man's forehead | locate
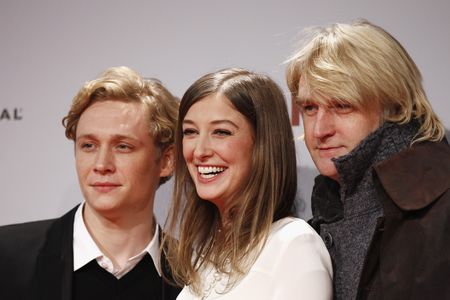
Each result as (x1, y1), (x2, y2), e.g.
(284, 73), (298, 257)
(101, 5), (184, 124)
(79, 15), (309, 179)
(297, 76), (325, 103)
(297, 85), (326, 104)
(297, 77), (340, 105)
(297, 76), (311, 100)
(76, 100), (152, 138)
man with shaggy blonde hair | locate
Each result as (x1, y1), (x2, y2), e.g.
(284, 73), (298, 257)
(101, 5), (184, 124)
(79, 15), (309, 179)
(0, 66), (180, 300)
(287, 20), (450, 300)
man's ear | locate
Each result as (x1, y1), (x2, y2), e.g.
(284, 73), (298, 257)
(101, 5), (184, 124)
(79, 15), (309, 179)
(159, 145), (175, 178)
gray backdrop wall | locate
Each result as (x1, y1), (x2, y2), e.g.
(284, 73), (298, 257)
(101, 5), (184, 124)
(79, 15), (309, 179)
(1, 0), (449, 226)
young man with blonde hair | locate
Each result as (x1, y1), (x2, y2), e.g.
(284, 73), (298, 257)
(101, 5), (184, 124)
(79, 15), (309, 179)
(0, 66), (180, 300)
(287, 20), (450, 300)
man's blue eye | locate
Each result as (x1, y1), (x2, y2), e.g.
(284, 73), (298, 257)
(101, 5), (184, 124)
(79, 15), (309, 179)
(300, 103), (318, 115)
(81, 143), (93, 149)
(332, 103), (354, 113)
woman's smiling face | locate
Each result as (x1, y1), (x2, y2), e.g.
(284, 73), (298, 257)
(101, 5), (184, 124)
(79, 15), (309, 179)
(182, 93), (254, 214)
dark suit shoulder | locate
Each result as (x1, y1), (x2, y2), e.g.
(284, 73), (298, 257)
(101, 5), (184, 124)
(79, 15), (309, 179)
(0, 219), (58, 300)
(0, 205), (79, 262)
(0, 218), (56, 235)
(0, 207), (78, 300)
(0, 219), (56, 253)
(0, 219), (57, 271)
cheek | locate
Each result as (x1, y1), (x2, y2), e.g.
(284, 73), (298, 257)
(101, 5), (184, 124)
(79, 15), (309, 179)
(75, 154), (90, 176)
(367, 116), (382, 132)
(131, 154), (158, 174)
(182, 141), (193, 162)
(302, 118), (315, 141)
(231, 141), (253, 170)
(181, 142), (197, 178)
(355, 117), (379, 138)
(302, 130), (315, 151)
(127, 163), (146, 177)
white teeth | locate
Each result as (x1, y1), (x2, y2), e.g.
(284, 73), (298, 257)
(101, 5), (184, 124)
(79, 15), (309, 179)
(197, 166), (226, 174)
(201, 173), (216, 179)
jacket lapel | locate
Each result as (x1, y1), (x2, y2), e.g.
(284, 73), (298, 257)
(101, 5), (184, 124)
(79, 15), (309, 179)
(375, 139), (450, 211)
(33, 206), (78, 300)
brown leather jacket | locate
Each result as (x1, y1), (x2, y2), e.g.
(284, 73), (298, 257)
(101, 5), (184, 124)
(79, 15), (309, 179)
(357, 139), (450, 299)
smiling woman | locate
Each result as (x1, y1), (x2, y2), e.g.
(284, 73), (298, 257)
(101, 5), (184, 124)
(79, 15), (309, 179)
(162, 68), (333, 299)
(181, 93), (254, 215)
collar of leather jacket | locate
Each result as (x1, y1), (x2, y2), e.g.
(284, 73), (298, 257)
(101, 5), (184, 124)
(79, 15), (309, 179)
(374, 138), (450, 211)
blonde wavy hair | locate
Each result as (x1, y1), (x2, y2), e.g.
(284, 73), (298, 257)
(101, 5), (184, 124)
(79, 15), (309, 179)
(286, 19), (444, 143)
(162, 68), (297, 295)
(62, 66), (178, 184)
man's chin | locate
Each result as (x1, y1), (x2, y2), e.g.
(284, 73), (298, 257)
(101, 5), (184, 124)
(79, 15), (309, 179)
(315, 164), (338, 181)
(84, 199), (121, 214)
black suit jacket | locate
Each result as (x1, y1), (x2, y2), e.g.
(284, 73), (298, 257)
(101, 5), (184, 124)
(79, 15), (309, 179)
(0, 205), (180, 300)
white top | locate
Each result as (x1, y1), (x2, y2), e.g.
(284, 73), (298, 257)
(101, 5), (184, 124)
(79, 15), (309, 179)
(73, 203), (161, 279)
(177, 217), (333, 300)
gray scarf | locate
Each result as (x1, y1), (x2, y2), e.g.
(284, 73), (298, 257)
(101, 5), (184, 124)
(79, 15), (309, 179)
(310, 121), (419, 300)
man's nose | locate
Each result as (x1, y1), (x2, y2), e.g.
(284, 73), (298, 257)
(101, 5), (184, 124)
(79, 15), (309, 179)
(313, 108), (335, 139)
(94, 147), (115, 174)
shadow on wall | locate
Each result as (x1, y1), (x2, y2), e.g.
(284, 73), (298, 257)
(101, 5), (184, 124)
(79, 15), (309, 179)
(446, 128), (450, 141)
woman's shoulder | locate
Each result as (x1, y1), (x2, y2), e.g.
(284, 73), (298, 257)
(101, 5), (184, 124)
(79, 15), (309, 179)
(253, 216), (332, 277)
(269, 216), (318, 241)
(266, 217), (330, 265)
(258, 216), (326, 261)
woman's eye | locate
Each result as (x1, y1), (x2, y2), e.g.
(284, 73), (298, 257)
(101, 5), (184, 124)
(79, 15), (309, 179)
(182, 128), (197, 136)
(213, 129), (232, 136)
